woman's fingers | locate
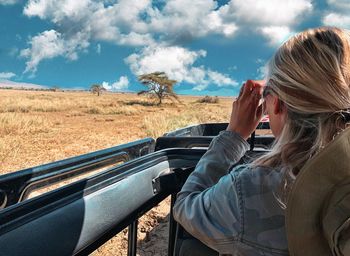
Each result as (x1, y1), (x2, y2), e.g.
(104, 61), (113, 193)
(254, 80), (266, 87)
(238, 83), (245, 98)
(249, 86), (262, 108)
(227, 79), (265, 139)
(241, 80), (254, 98)
(240, 80), (264, 100)
(255, 104), (263, 120)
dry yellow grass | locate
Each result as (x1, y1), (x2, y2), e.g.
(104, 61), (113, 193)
(0, 89), (233, 255)
(0, 112), (51, 136)
(0, 90), (232, 174)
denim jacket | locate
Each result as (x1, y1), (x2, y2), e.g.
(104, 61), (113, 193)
(173, 131), (289, 256)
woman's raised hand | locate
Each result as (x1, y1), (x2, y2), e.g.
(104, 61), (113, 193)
(226, 80), (264, 140)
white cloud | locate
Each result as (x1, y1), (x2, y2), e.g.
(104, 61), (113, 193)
(86, 0), (154, 45)
(23, 0), (238, 42)
(101, 82), (110, 90)
(21, 0), (155, 73)
(0, 72), (16, 80)
(193, 69), (238, 91)
(322, 1), (350, 29)
(24, 0), (94, 22)
(20, 0), (240, 73)
(102, 76), (129, 91)
(323, 13), (350, 28)
(23, 0), (155, 46)
(20, 29), (89, 73)
(0, 0), (19, 5)
(259, 26), (293, 46)
(220, 0), (312, 26)
(20, 0), (312, 76)
(20, 30), (64, 73)
(125, 46), (206, 80)
(219, 0), (312, 46)
(23, 0), (238, 44)
(117, 32), (154, 46)
(125, 45), (237, 91)
(148, 0), (238, 39)
(192, 84), (208, 91)
(257, 64), (269, 79)
(207, 70), (238, 87)
(113, 76), (129, 90)
(326, 0), (350, 11)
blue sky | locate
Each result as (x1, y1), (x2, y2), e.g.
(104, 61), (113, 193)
(0, 0), (349, 96)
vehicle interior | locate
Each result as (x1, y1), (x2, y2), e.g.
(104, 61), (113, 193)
(0, 122), (273, 256)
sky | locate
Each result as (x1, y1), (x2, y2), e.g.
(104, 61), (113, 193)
(0, 0), (349, 96)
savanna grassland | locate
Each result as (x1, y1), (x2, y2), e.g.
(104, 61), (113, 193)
(0, 89), (233, 255)
(0, 90), (233, 174)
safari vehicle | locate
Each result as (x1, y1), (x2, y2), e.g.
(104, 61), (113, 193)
(0, 121), (271, 256)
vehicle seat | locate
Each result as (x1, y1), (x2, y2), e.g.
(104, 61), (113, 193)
(174, 223), (219, 256)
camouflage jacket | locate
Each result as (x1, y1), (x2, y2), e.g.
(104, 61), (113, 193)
(173, 131), (289, 256)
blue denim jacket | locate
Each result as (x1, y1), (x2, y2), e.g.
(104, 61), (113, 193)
(173, 131), (289, 255)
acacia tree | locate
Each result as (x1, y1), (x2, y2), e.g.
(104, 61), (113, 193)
(90, 84), (106, 96)
(138, 72), (178, 105)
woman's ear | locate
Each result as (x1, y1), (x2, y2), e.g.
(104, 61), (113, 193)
(273, 96), (285, 115)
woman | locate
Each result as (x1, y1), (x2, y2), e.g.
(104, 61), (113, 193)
(173, 27), (350, 255)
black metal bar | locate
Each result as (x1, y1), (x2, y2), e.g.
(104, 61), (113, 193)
(250, 131), (256, 151)
(163, 122), (270, 137)
(157, 122), (272, 151)
(155, 137), (214, 151)
(0, 138), (155, 209)
(0, 148), (206, 256)
(128, 220), (138, 256)
(163, 123), (228, 137)
(155, 135), (274, 151)
(168, 193), (178, 256)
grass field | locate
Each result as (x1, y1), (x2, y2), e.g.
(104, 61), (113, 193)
(0, 89), (233, 255)
(0, 90), (233, 174)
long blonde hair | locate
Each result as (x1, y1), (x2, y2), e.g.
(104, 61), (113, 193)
(254, 27), (350, 196)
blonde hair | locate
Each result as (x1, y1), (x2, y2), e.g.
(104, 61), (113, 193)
(253, 27), (350, 203)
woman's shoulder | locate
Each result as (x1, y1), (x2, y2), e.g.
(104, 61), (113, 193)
(229, 164), (285, 212)
(230, 164), (282, 177)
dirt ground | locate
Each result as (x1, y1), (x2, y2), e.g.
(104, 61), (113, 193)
(0, 89), (234, 255)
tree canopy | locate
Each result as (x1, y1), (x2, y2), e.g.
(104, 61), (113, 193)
(138, 72), (178, 105)
(90, 84), (106, 96)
